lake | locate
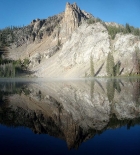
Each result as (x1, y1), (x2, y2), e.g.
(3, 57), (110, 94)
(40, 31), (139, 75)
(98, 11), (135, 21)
(0, 78), (140, 155)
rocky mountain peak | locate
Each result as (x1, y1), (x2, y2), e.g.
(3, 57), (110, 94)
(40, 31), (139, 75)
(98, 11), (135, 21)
(63, 2), (89, 35)
(3, 2), (140, 78)
(67, 2), (80, 12)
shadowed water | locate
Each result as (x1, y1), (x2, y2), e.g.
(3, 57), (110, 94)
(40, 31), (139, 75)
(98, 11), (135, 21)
(0, 78), (140, 155)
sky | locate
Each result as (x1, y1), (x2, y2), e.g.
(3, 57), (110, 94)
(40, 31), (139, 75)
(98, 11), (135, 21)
(0, 0), (140, 29)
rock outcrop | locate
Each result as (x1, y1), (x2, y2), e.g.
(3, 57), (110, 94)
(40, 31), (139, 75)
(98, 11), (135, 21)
(33, 22), (110, 78)
(4, 2), (140, 78)
(62, 2), (89, 36)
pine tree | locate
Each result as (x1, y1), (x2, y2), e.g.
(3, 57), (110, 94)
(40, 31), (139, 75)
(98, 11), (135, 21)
(125, 23), (131, 33)
(106, 52), (115, 76)
(133, 47), (140, 74)
(114, 61), (121, 76)
(90, 55), (94, 77)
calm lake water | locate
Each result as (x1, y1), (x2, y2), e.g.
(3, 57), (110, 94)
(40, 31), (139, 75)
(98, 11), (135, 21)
(0, 78), (140, 155)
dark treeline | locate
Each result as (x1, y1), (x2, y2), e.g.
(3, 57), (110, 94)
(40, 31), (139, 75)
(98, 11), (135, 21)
(0, 82), (31, 104)
(87, 17), (140, 40)
(106, 23), (140, 40)
(0, 25), (25, 48)
(0, 52), (30, 77)
(0, 26), (31, 78)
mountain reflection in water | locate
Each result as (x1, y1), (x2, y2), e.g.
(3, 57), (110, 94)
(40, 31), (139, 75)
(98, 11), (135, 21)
(0, 78), (140, 154)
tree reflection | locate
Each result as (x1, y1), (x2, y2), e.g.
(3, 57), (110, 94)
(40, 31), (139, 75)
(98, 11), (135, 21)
(90, 80), (94, 100)
(106, 79), (122, 103)
(132, 79), (140, 106)
(106, 79), (115, 103)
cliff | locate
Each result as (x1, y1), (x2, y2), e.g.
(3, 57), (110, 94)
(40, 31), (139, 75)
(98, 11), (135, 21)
(2, 2), (140, 77)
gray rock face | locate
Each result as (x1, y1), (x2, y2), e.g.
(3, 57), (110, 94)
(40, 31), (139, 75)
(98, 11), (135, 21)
(62, 2), (89, 36)
(34, 22), (110, 78)
(10, 13), (64, 48)
(6, 2), (140, 78)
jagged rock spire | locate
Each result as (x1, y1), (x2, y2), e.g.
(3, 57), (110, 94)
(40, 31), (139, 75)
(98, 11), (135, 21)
(63, 2), (87, 35)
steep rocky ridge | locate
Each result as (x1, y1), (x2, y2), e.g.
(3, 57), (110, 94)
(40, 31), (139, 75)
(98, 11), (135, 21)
(62, 2), (90, 36)
(4, 2), (140, 77)
(33, 22), (110, 77)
